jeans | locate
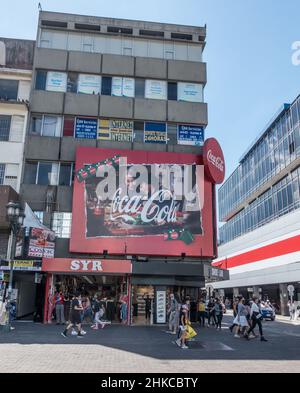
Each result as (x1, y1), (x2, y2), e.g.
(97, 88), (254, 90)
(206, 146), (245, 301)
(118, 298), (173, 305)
(55, 304), (65, 324)
(247, 317), (263, 337)
(208, 311), (216, 325)
(216, 313), (223, 329)
(169, 310), (177, 332)
(198, 311), (206, 326)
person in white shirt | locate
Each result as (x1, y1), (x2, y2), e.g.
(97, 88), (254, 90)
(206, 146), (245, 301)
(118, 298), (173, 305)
(245, 298), (268, 342)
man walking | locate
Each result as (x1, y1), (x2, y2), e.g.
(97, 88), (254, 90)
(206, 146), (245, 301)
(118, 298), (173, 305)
(61, 293), (85, 338)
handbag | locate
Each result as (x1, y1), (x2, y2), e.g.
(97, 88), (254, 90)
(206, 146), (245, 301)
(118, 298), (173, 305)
(186, 324), (197, 339)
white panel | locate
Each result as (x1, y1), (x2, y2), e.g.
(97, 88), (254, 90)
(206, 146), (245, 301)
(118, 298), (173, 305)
(134, 39), (148, 57)
(108, 37), (122, 55)
(145, 80), (167, 100)
(111, 77), (123, 96)
(10, 115), (24, 142)
(68, 33), (82, 51)
(18, 80), (31, 100)
(77, 74), (101, 95)
(94, 35), (106, 53)
(46, 71), (67, 92)
(122, 78), (135, 98)
(149, 41), (164, 58)
(4, 163), (19, 190)
(188, 44), (202, 62)
(51, 31), (68, 50)
(40, 30), (52, 48)
(175, 43), (188, 61)
(0, 41), (6, 65)
(178, 82), (203, 103)
(122, 38), (133, 56)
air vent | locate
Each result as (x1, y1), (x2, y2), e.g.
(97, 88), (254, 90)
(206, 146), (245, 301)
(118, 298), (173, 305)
(171, 33), (193, 41)
(139, 30), (164, 38)
(107, 26), (133, 35)
(75, 23), (101, 32)
(41, 20), (68, 28)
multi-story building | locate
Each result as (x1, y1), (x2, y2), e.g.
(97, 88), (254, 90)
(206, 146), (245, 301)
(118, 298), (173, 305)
(212, 95), (300, 315)
(19, 11), (227, 324)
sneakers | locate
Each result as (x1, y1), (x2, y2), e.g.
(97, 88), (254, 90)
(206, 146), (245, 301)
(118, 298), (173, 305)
(261, 337), (268, 342)
(61, 332), (67, 338)
(175, 339), (181, 347)
(181, 345), (189, 349)
(80, 330), (87, 335)
(234, 334), (240, 338)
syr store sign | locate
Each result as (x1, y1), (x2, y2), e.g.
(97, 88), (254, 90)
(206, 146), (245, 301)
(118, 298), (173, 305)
(70, 260), (103, 272)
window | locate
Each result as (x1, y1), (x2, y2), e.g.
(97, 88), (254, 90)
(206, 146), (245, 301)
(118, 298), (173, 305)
(59, 163), (73, 186)
(133, 121), (144, 143)
(77, 74), (101, 95)
(30, 115), (43, 135)
(139, 30), (164, 38)
(0, 79), (18, 101)
(37, 162), (59, 186)
(0, 115), (11, 141)
(107, 26), (133, 35)
(101, 77), (112, 96)
(63, 116), (75, 137)
(168, 82), (177, 101)
(145, 80), (167, 100)
(30, 115), (62, 137)
(24, 162), (38, 184)
(52, 212), (72, 238)
(167, 124), (177, 144)
(135, 79), (145, 98)
(0, 164), (5, 185)
(177, 82), (203, 103)
(75, 23), (100, 32)
(46, 71), (67, 92)
(35, 71), (47, 90)
(171, 33), (193, 41)
(67, 72), (78, 93)
(41, 20), (67, 28)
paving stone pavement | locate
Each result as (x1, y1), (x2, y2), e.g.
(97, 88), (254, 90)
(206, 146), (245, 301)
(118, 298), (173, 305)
(0, 315), (299, 373)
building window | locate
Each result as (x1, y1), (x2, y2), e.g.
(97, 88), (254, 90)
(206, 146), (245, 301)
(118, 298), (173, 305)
(51, 212), (72, 238)
(133, 121), (144, 143)
(35, 71), (47, 90)
(135, 79), (145, 99)
(63, 116), (75, 137)
(168, 82), (178, 101)
(0, 115), (11, 141)
(0, 164), (5, 185)
(101, 77), (112, 96)
(0, 79), (18, 101)
(59, 163), (73, 186)
(67, 72), (78, 93)
(37, 162), (59, 186)
(30, 115), (62, 137)
(23, 162), (38, 184)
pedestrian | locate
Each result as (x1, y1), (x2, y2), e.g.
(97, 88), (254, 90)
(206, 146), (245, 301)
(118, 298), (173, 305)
(288, 301), (296, 320)
(213, 298), (224, 330)
(225, 298), (231, 310)
(175, 300), (189, 349)
(91, 300), (107, 330)
(143, 293), (152, 322)
(166, 293), (179, 335)
(61, 293), (85, 338)
(245, 298), (268, 342)
(53, 290), (65, 325)
(120, 295), (128, 325)
(207, 297), (216, 326)
(234, 297), (249, 338)
(229, 297), (239, 333)
(197, 298), (206, 327)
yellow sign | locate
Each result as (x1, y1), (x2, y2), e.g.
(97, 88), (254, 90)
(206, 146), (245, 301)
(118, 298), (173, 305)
(98, 119), (133, 142)
(98, 119), (111, 141)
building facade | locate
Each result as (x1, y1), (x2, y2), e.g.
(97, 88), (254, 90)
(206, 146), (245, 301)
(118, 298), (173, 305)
(212, 96), (300, 315)
(16, 11), (227, 324)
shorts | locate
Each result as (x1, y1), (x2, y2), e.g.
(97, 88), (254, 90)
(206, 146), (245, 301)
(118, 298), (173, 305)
(71, 313), (81, 325)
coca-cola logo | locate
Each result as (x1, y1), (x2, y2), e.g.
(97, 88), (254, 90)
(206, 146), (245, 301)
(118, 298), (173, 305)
(207, 150), (224, 172)
(203, 138), (225, 184)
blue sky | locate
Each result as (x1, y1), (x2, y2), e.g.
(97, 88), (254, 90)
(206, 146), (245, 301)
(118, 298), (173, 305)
(2, 0), (300, 178)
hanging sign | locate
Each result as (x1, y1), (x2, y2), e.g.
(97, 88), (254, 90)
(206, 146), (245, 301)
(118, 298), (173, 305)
(75, 117), (97, 139)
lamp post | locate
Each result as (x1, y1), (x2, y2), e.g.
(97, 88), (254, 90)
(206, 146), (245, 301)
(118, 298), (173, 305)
(4, 201), (25, 332)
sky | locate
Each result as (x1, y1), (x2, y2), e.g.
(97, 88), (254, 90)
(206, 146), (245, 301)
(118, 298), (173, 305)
(1, 0), (300, 179)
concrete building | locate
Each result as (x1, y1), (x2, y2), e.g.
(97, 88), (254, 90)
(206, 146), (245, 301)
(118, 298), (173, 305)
(18, 11), (227, 324)
(212, 96), (300, 315)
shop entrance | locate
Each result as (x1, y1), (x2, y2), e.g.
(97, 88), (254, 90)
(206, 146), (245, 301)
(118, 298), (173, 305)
(46, 273), (129, 324)
(131, 285), (154, 325)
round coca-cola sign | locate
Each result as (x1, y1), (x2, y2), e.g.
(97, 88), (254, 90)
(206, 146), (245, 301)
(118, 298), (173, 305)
(203, 138), (225, 184)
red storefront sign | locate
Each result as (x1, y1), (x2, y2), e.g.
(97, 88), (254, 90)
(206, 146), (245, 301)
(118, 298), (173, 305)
(203, 138), (225, 184)
(70, 147), (216, 257)
(42, 258), (132, 274)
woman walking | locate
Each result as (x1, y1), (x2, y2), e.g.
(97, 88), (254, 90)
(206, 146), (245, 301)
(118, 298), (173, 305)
(234, 297), (249, 338)
(245, 298), (268, 342)
(213, 299), (224, 330)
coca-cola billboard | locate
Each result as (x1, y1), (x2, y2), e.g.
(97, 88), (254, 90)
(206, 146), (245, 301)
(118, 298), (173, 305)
(203, 138), (225, 184)
(70, 148), (215, 257)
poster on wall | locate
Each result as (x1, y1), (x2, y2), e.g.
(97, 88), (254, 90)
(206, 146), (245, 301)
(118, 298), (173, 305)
(122, 78), (135, 98)
(178, 125), (204, 146)
(46, 71), (67, 92)
(28, 227), (55, 258)
(75, 117), (97, 139)
(111, 77), (123, 97)
(98, 119), (111, 141)
(70, 147), (217, 257)
(178, 82), (203, 103)
(110, 120), (133, 142)
(144, 122), (167, 144)
(77, 74), (101, 95)
(156, 290), (167, 324)
(145, 80), (167, 100)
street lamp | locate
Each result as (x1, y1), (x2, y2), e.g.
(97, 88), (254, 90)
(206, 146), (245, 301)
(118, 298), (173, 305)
(4, 201), (25, 332)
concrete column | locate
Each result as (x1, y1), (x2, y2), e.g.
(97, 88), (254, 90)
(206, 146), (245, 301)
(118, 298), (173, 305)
(279, 284), (289, 316)
(253, 286), (260, 299)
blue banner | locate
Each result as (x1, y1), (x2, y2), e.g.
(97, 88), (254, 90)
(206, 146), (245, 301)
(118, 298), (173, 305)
(144, 122), (167, 144)
(177, 125), (204, 146)
(75, 117), (97, 139)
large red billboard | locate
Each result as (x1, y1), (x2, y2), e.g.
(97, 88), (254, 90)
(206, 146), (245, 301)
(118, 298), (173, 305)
(70, 147), (215, 257)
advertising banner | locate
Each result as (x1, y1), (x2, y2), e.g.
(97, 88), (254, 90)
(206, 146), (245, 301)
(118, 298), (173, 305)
(178, 125), (204, 146)
(111, 77), (123, 97)
(28, 228), (55, 258)
(98, 119), (111, 141)
(0, 260), (42, 272)
(75, 117), (97, 139)
(46, 71), (67, 92)
(122, 78), (135, 98)
(145, 80), (167, 100)
(77, 74), (101, 95)
(70, 147), (215, 257)
(156, 290), (167, 324)
(15, 228), (25, 258)
(144, 122), (167, 144)
(178, 82), (203, 103)
(98, 119), (133, 142)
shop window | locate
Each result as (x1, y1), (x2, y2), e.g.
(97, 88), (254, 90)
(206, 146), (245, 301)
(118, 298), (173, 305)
(168, 82), (177, 101)
(37, 162), (59, 186)
(133, 121), (144, 143)
(24, 162), (38, 184)
(63, 116), (75, 137)
(59, 163), (73, 186)
(67, 72), (78, 93)
(0, 79), (18, 100)
(35, 70), (47, 90)
(52, 212), (72, 238)
(135, 79), (145, 99)
(0, 115), (11, 141)
(101, 77), (112, 96)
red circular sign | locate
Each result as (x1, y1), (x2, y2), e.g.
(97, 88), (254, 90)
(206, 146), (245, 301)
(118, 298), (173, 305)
(203, 138), (225, 184)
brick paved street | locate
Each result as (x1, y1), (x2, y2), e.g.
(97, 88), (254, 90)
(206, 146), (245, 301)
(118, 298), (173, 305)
(0, 315), (300, 373)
